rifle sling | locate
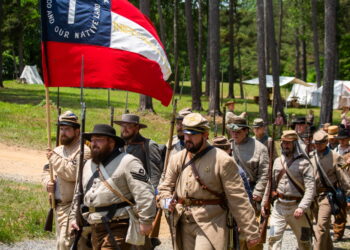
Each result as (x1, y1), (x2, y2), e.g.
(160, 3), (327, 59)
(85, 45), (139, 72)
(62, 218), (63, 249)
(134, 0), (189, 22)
(181, 146), (214, 171)
(190, 162), (225, 200)
(280, 155), (305, 195)
(273, 155), (303, 192)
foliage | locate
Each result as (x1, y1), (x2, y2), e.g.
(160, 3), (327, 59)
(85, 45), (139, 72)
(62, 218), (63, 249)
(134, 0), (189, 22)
(0, 178), (54, 243)
(0, 80), (343, 150)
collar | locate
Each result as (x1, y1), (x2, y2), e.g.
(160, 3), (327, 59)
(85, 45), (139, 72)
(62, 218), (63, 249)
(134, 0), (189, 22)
(317, 146), (330, 157)
(101, 148), (122, 166)
(126, 133), (146, 144)
(256, 134), (268, 143)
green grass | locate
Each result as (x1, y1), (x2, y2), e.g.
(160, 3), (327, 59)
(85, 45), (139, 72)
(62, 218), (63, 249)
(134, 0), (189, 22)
(0, 178), (54, 243)
(0, 80), (343, 149)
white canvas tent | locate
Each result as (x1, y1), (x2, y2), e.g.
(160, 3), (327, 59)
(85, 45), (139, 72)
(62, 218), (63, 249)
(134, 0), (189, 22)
(287, 82), (318, 106)
(20, 65), (43, 84)
(243, 75), (312, 87)
(311, 80), (350, 109)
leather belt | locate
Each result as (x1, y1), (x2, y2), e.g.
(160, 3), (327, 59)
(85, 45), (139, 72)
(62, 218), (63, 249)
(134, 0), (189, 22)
(86, 201), (132, 213)
(277, 193), (301, 201)
(177, 198), (225, 206)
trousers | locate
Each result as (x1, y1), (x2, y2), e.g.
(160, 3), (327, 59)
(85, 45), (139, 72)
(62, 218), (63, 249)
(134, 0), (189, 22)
(268, 200), (312, 250)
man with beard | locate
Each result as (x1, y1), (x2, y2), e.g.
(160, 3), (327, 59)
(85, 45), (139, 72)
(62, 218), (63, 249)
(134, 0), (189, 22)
(42, 111), (91, 250)
(310, 130), (350, 249)
(158, 113), (260, 250)
(261, 130), (315, 250)
(70, 124), (156, 249)
(114, 114), (162, 189)
(168, 107), (192, 156)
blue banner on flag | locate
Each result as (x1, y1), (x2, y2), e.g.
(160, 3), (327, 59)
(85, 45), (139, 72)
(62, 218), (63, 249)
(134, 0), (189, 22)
(41, 0), (111, 47)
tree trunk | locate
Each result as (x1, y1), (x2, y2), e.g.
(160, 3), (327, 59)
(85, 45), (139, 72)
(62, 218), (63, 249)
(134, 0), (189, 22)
(295, 28), (301, 79)
(264, 0), (270, 74)
(228, 0), (235, 99)
(256, 0), (268, 123)
(237, 42), (244, 99)
(156, 0), (166, 44)
(205, 7), (210, 97)
(173, 0), (180, 93)
(17, 0), (24, 75)
(185, 0), (202, 111)
(320, 0), (336, 124)
(266, 0), (284, 118)
(311, 0), (321, 87)
(301, 25), (307, 81)
(0, 0), (3, 88)
(12, 48), (18, 79)
(139, 0), (154, 112)
(277, 0), (283, 63)
(208, 0), (221, 115)
(197, 0), (203, 95)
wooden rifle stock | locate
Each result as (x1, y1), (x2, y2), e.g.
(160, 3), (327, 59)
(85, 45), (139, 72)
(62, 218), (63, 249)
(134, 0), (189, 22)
(149, 99), (178, 239)
(71, 103), (86, 249)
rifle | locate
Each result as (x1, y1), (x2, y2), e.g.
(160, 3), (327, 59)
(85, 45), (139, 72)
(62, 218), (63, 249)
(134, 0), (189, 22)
(222, 106), (226, 136)
(227, 213), (240, 250)
(71, 56), (86, 250)
(55, 107), (61, 146)
(44, 87), (55, 232)
(71, 103), (86, 250)
(110, 106), (114, 127)
(125, 91), (129, 114)
(259, 91), (276, 243)
(213, 112), (218, 137)
(149, 101), (178, 246)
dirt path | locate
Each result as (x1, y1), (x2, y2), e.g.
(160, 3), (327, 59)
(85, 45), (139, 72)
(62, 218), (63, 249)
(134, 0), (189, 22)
(0, 142), (47, 182)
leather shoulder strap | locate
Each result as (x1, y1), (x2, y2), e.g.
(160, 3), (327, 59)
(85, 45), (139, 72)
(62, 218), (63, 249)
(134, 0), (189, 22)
(190, 162), (225, 199)
(181, 146), (214, 171)
(280, 155), (305, 194)
(98, 166), (134, 206)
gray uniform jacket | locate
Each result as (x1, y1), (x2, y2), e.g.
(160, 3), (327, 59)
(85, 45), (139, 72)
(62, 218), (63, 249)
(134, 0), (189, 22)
(71, 149), (156, 225)
(121, 133), (162, 188)
(310, 148), (350, 196)
(231, 137), (269, 198)
(262, 152), (315, 211)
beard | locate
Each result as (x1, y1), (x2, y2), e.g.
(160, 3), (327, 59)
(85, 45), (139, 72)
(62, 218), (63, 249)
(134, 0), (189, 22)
(91, 144), (113, 164)
(177, 134), (184, 141)
(120, 131), (135, 141)
(60, 135), (75, 145)
(185, 138), (204, 153)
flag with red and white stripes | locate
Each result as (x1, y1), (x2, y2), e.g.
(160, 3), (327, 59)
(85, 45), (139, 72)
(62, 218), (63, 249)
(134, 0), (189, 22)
(41, 0), (173, 106)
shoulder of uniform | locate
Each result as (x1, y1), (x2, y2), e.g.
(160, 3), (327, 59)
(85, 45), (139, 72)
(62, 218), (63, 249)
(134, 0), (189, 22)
(53, 145), (64, 154)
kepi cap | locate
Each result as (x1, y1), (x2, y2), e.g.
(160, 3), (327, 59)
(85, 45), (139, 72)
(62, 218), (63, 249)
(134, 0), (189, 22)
(281, 130), (298, 142)
(313, 130), (328, 144)
(58, 111), (80, 128)
(182, 113), (210, 134)
(176, 107), (192, 120)
(252, 118), (265, 128)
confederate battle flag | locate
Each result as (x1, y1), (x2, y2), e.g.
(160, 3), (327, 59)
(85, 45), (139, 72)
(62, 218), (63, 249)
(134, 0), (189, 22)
(41, 0), (173, 106)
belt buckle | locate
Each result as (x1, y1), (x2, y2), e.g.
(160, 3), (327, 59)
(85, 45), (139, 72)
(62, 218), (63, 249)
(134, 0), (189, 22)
(89, 207), (96, 213)
(184, 199), (192, 206)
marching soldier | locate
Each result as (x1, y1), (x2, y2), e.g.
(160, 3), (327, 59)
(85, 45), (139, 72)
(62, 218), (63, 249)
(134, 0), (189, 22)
(114, 114), (162, 189)
(334, 128), (350, 155)
(310, 130), (350, 249)
(323, 128), (350, 242)
(261, 130), (315, 250)
(327, 125), (339, 150)
(158, 113), (260, 250)
(70, 124), (156, 249)
(168, 107), (192, 155)
(42, 111), (91, 250)
(227, 116), (269, 209)
(252, 118), (277, 160)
